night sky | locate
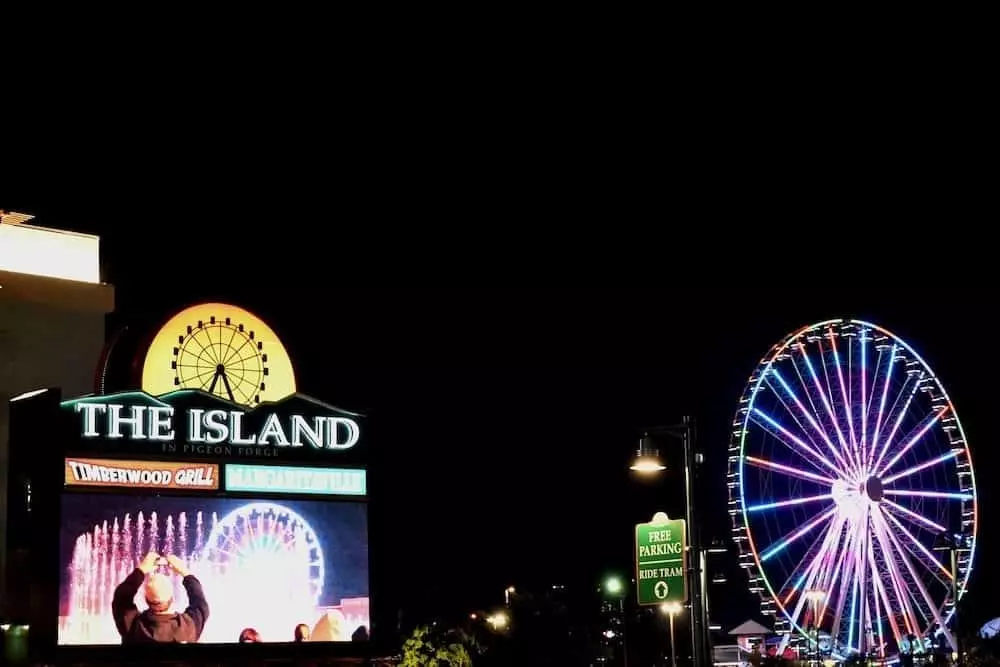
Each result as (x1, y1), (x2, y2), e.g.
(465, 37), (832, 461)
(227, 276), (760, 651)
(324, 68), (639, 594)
(6, 206), (997, 634)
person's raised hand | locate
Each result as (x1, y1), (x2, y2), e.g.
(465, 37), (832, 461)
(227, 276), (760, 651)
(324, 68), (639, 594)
(138, 552), (161, 574)
(166, 554), (191, 577)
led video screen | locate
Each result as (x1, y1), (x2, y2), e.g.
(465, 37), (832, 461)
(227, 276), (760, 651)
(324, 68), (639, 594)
(58, 494), (369, 645)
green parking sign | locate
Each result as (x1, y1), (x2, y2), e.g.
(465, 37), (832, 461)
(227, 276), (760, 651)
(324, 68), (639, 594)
(635, 512), (687, 606)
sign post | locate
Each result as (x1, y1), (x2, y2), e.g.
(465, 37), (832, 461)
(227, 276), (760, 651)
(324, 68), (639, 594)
(636, 512), (687, 606)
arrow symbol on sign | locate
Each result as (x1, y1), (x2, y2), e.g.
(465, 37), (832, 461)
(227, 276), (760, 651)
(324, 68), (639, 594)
(654, 580), (669, 599)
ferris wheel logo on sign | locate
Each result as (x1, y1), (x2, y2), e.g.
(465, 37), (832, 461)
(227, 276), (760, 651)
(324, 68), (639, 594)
(728, 319), (977, 663)
(141, 303), (298, 407)
(654, 581), (669, 600)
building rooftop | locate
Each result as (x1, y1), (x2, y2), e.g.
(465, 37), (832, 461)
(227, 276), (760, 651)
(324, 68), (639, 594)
(0, 211), (101, 284)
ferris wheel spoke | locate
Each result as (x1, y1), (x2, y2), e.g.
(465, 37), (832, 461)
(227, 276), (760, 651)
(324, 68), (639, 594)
(869, 511), (921, 641)
(826, 328), (860, 472)
(228, 352), (261, 368)
(759, 506), (837, 562)
(828, 513), (867, 651)
(796, 342), (855, 476)
(871, 373), (924, 474)
(775, 514), (848, 657)
(747, 494), (834, 514)
(881, 499), (946, 534)
(750, 409), (844, 478)
(867, 345), (897, 470)
(874, 507), (956, 651)
(745, 456), (836, 485)
(219, 323), (237, 364)
(221, 336), (252, 366)
(867, 530), (903, 647)
(779, 512), (845, 608)
(880, 510), (952, 586)
(180, 365), (217, 385)
(883, 488), (971, 501)
(868, 547), (888, 654)
(859, 330), (870, 474)
(882, 449), (957, 487)
(190, 332), (221, 366)
(767, 370), (854, 477)
(877, 406), (950, 478)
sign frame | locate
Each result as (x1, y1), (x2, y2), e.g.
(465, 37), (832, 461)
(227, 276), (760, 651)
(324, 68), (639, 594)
(635, 512), (687, 606)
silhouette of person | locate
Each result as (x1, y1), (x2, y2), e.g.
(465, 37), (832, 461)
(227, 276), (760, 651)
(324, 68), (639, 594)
(239, 627), (262, 643)
(351, 625), (369, 642)
(112, 552), (209, 644)
(294, 623), (311, 642)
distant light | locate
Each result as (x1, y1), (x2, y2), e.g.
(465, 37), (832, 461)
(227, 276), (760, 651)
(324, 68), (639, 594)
(506, 586), (516, 594)
(604, 629), (616, 639)
(605, 576), (624, 595)
(630, 456), (667, 472)
(11, 388), (50, 402)
(710, 624), (722, 631)
(804, 589), (826, 603)
(660, 602), (683, 615)
(470, 613), (477, 620)
(487, 612), (509, 630)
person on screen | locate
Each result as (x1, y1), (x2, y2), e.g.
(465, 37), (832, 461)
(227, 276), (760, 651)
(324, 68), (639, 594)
(111, 552), (210, 644)
(239, 628), (261, 643)
(294, 623), (310, 642)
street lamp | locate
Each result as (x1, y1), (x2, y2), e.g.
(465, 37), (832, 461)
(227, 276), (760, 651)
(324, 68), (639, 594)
(633, 417), (707, 667)
(804, 590), (825, 666)
(660, 601), (683, 667)
(504, 585), (516, 607)
(605, 576), (624, 596)
(629, 435), (666, 472)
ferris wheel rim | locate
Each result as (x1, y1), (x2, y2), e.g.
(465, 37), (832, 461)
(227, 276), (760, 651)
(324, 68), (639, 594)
(728, 318), (977, 657)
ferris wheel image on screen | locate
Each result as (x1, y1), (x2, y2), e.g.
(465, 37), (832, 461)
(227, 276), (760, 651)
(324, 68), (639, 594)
(172, 315), (269, 405)
(728, 319), (977, 662)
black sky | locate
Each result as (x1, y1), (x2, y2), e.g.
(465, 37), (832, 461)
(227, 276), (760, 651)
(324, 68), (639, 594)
(5, 203), (997, 632)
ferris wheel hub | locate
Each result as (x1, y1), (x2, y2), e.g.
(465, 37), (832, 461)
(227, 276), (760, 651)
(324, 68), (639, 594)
(864, 476), (884, 502)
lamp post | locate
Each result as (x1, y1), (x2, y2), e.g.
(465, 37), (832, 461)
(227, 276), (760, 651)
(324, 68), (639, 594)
(661, 601), (683, 667)
(804, 590), (825, 666)
(603, 576), (628, 667)
(631, 417), (707, 667)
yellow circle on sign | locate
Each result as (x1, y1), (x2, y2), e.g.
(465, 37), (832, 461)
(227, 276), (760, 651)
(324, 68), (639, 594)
(141, 303), (296, 406)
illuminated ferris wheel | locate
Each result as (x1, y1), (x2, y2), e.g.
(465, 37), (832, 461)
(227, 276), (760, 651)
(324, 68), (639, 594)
(204, 503), (325, 606)
(728, 319), (977, 661)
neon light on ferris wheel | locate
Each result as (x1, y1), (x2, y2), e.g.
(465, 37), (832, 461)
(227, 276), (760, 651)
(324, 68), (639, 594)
(728, 319), (978, 663)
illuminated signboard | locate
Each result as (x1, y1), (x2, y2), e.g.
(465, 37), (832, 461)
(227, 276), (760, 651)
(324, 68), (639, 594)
(60, 390), (363, 459)
(65, 458), (220, 491)
(225, 464), (367, 496)
(59, 303), (365, 460)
